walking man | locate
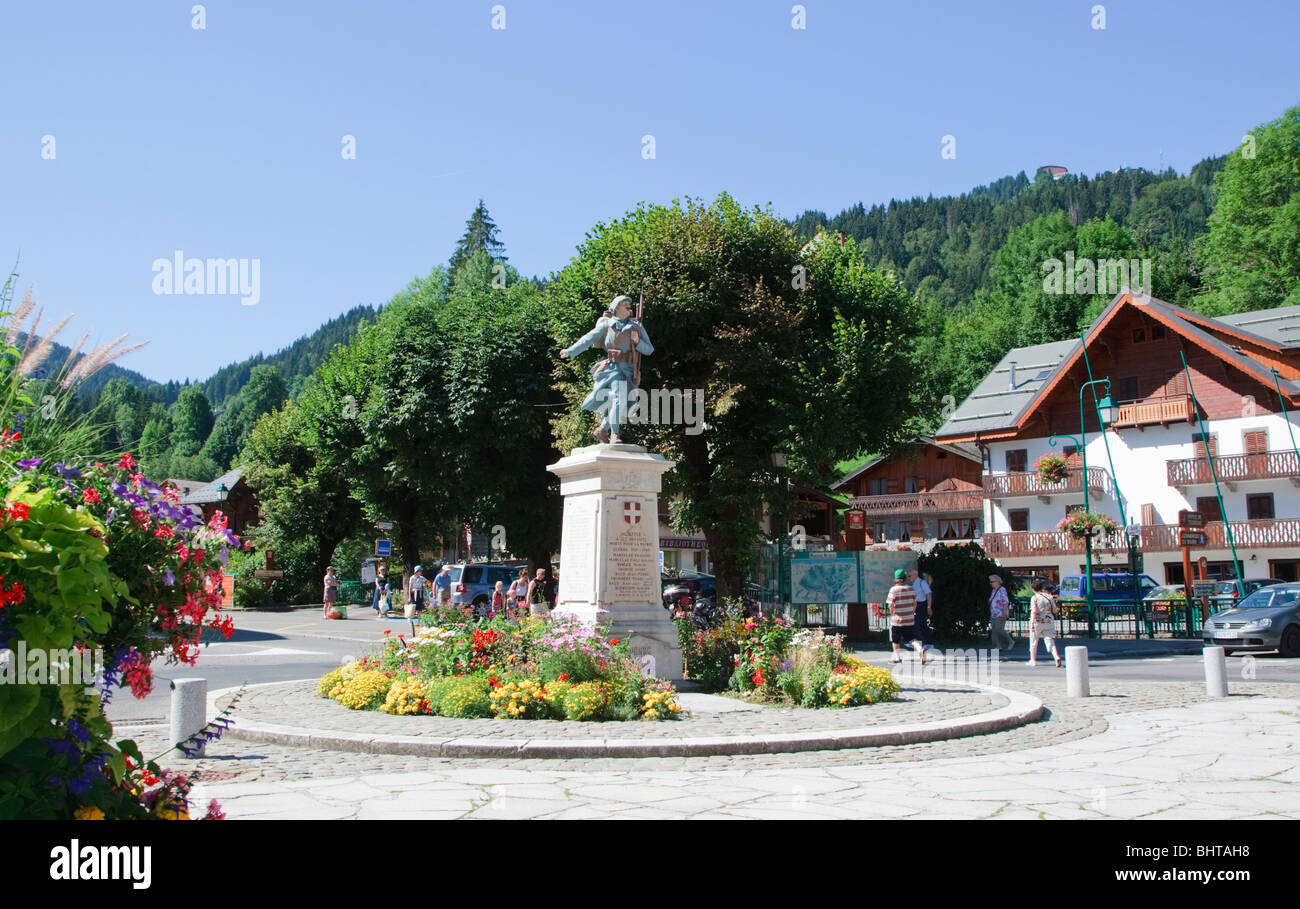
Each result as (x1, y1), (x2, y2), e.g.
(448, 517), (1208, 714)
(886, 569), (923, 664)
(908, 567), (933, 652)
(407, 565), (427, 616)
(989, 574), (1014, 653)
(433, 565), (453, 608)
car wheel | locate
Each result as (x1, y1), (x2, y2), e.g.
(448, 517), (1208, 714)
(1279, 625), (1300, 659)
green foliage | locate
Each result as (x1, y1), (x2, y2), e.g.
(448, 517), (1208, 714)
(799, 663), (832, 709)
(549, 195), (915, 594)
(1196, 104), (1300, 312)
(449, 199), (507, 275)
(917, 542), (1014, 639)
(426, 674), (493, 718)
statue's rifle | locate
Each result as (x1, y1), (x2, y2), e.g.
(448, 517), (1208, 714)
(632, 290), (644, 389)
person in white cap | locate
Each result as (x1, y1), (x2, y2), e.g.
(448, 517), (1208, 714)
(560, 294), (654, 444)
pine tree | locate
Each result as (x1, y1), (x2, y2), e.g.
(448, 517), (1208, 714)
(448, 200), (507, 275)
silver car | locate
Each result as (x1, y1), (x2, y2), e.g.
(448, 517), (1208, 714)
(1202, 583), (1300, 657)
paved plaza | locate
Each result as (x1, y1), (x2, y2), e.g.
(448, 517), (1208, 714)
(114, 638), (1300, 819)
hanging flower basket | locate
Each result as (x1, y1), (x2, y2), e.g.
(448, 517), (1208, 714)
(1035, 454), (1072, 485)
(1057, 511), (1118, 540)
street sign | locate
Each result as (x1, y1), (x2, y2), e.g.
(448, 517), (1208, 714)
(1179, 510), (1205, 528)
(376, 521), (393, 531)
(1179, 530), (1207, 547)
(375, 539), (391, 557)
(1192, 581), (1217, 597)
(253, 569), (285, 579)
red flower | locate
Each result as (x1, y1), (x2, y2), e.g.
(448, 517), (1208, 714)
(382, 629), (391, 636)
(207, 510), (228, 531)
(118, 452), (136, 470)
(202, 799), (226, 821)
(153, 525), (175, 540)
(558, 673), (569, 681)
(0, 428), (20, 448)
(6, 502), (29, 521)
(609, 639), (620, 646)
(81, 488), (100, 504)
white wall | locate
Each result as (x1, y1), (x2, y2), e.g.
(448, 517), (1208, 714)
(984, 412), (1300, 534)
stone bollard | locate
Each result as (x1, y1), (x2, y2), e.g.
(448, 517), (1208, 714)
(170, 678), (208, 758)
(1203, 646), (1228, 698)
(1065, 646), (1089, 698)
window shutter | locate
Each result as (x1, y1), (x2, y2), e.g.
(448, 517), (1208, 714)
(1141, 503), (1155, 526)
(1243, 430), (1267, 455)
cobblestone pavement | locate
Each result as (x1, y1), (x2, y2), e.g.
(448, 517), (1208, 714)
(114, 674), (1300, 818)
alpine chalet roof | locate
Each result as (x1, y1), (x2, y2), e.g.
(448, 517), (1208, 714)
(934, 339), (1079, 439)
(831, 437), (982, 491)
(935, 293), (1300, 443)
(179, 467), (245, 506)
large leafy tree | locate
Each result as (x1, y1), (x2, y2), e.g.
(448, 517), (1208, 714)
(1196, 104), (1300, 312)
(241, 400), (365, 601)
(548, 195), (918, 595)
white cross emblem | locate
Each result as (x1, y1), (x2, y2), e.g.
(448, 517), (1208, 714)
(624, 501), (641, 525)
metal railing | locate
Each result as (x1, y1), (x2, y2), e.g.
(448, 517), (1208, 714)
(983, 466), (1111, 500)
(1167, 450), (1300, 487)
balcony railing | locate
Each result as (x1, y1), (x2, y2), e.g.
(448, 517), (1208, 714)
(983, 466), (1112, 500)
(982, 518), (1300, 558)
(1167, 450), (1300, 487)
(1113, 393), (1195, 428)
(846, 489), (983, 516)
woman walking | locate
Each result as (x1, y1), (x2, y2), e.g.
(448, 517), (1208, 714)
(1028, 579), (1062, 667)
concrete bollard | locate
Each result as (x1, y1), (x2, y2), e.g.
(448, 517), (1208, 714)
(1065, 646), (1089, 698)
(1203, 646), (1228, 698)
(170, 678), (208, 758)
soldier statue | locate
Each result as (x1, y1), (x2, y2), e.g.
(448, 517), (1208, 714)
(560, 294), (653, 444)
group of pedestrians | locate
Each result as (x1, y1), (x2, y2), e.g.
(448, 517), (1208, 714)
(988, 574), (1061, 666)
(885, 569), (1061, 667)
(885, 568), (936, 664)
(341, 561), (557, 621)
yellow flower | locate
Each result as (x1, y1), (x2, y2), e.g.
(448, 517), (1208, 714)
(73, 806), (105, 820)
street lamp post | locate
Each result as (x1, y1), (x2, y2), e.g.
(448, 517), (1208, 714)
(1049, 378), (1119, 638)
(771, 452), (788, 617)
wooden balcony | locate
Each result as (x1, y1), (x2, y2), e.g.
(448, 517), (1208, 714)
(982, 518), (1300, 558)
(1112, 393), (1194, 428)
(846, 489), (983, 516)
(1167, 450), (1300, 488)
(983, 467), (1112, 501)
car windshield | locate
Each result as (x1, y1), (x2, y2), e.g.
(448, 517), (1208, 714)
(1236, 587), (1300, 610)
(447, 566), (462, 582)
(462, 566), (483, 584)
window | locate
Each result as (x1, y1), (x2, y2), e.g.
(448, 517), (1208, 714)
(461, 566), (483, 584)
(1151, 323), (1166, 340)
(1246, 494), (1275, 520)
(1008, 509), (1029, 532)
(936, 450), (948, 459)
(905, 476), (920, 493)
(1167, 373), (1187, 396)
(1005, 449), (1028, 473)
(1243, 430), (1267, 456)
(1192, 432), (1218, 460)
(1195, 496), (1223, 523)
(1115, 376), (1139, 401)
(1132, 328), (1146, 343)
(939, 519), (978, 539)
(873, 523), (886, 543)
(867, 477), (888, 496)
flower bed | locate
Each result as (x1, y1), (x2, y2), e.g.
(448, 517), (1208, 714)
(676, 601), (899, 708)
(318, 613), (681, 721)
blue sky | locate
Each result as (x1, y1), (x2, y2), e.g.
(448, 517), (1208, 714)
(2, 0), (1297, 383)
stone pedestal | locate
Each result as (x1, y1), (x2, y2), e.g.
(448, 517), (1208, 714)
(547, 443), (683, 682)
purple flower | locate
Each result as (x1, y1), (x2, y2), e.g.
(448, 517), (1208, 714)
(15, 457), (42, 471)
(54, 462), (82, 479)
(163, 568), (175, 587)
(218, 546), (229, 567)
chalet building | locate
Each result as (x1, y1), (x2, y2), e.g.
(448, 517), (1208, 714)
(179, 467), (260, 537)
(831, 438), (984, 550)
(936, 293), (1300, 585)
